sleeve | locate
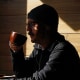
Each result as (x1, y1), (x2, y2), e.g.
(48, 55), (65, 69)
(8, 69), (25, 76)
(10, 48), (39, 78)
(10, 48), (27, 78)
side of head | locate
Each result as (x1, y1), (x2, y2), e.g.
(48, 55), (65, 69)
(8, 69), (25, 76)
(28, 4), (59, 33)
(27, 4), (59, 43)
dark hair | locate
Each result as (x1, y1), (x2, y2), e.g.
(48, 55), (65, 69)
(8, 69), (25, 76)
(28, 4), (59, 32)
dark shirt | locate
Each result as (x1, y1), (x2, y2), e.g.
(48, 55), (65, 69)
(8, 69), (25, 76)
(10, 34), (80, 80)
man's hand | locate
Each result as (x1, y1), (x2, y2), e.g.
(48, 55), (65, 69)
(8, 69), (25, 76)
(9, 41), (23, 52)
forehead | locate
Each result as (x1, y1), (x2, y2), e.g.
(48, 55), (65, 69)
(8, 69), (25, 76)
(27, 18), (35, 23)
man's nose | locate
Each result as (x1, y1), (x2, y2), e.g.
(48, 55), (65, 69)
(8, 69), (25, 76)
(26, 26), (29, 31)
(26, 25), (32, 32)
(26, 26), (28, 31)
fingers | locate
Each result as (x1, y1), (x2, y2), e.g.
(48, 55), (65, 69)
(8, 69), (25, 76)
(9, 41), (22, 52)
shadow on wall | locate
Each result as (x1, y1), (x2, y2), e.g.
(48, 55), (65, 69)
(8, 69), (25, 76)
(40, 0), (80, 31)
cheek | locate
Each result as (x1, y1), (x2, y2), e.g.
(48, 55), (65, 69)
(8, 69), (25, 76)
(32, 26), (38, 35)
(33, 24), (38, 31)
(34, 26), (38, 30)
(32, 29), (37, 35)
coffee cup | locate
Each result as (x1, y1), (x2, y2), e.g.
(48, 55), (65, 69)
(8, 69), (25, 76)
(10, 31), (27, 46)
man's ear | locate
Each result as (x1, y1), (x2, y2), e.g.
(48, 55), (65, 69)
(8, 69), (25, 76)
(45, 25), (51, 31)
(34, 24), (38, 31)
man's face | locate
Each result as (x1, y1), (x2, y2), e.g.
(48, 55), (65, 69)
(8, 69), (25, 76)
(26, 18), (42, 43)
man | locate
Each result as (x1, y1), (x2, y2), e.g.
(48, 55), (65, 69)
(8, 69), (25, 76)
(9, 4), (80, 80)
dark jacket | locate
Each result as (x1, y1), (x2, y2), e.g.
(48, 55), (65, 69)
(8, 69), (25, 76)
(10, 34), (80, 80)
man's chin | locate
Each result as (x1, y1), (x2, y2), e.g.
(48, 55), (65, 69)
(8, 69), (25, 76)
(31, 39), (35, 43)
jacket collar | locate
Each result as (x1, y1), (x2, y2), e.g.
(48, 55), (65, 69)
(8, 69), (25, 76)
(34, 34), (65, 52)
(33, 41), (58, 52)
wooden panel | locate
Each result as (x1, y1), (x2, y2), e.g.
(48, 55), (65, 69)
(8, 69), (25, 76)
(0, 16), (26, 33)
(26, 35), (34, 56)
(40, 0), (80, 13)
(0, 56), (13, 75)
(0, 0), (27, 75)
(66, 34), (80, 56)
(0, 56), (12, 70)
(58, 14), (80, 33)
(0, 34), (10, 56)
(0, 0), (27, 15)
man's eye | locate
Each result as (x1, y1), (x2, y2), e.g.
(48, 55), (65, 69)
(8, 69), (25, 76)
(27, 23), (36, 27)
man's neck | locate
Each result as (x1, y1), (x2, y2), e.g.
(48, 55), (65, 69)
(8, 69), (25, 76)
(40, 39), (54, 50)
